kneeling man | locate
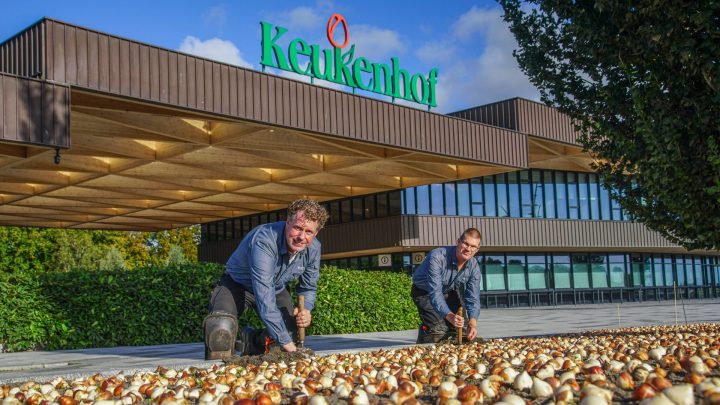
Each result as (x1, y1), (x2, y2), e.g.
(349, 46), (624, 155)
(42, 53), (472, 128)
(204, 199), (328, 359)
(412, 228), (482, 343)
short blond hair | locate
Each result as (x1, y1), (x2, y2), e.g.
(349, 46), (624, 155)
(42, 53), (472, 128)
(287, 199), (329, 229)
(461, 227), (482, 241)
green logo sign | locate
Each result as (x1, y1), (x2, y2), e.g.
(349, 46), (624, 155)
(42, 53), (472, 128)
(260, 14), (439, 108)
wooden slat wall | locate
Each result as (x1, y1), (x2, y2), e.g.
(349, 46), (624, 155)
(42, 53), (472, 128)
(450, 98), (580, 146)
(0, 20), (45, 78)
(400, 216), (684, 251)
(0, 72), (70, 148)
(40, 19), (527, 168)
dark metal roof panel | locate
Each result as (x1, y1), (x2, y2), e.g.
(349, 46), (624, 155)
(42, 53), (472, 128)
(450, 98), (580, 146)
(33, 19), (528, 168)
(0, 72), (70, 148)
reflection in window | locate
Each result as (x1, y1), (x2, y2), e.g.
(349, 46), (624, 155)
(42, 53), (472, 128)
(662, 255), (674, 287)
(572, 254), (590, 288)
(530, 171), (543, 218)
(589, 174), (600, 220)
(377, 194), (388, 217)
(600, 182), (611, 220)
(527, 254), (547, 289)
(589, 254), (608, 288)
(567, 173), (579, 219)
(579, 173), (590, 220)
(543, 171), (555, 218)
(431, 184), (444, 215)
(556, 173), (568, 219)
(507, 255), (525, 290)
(508, 172), (521, 217)
(416, 185), (430, 214)
(404, 188), (416, 214)
(389, 191), (402, 216)
(445, 183), (457, 215)
(457, 181), (470, 216)
(484, 179), (496, 216)
(496, 174), (508, 217)
(694, 257), (703, 286)
(364, 195), (376, 219)
(553, 254), (571, 288)
(484, 255), (506, 290)
(341, 199), (351, 223)
(471, 179), (484, 216)
(609, 254), (626, 287)
(685, 256), (695, 286)
(677, 256), (687, 286)
(643, 255), (655, 287)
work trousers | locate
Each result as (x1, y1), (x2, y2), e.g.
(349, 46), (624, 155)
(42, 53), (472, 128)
(208, 273), (298, 341)
(411, 284), (463, 342)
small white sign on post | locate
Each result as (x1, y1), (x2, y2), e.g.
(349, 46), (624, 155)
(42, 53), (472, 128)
(378, 254), (392, 267)
(412, 252), (426, 265)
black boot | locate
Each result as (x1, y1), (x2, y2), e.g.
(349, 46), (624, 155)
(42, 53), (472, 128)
(235, 326), (262, 356)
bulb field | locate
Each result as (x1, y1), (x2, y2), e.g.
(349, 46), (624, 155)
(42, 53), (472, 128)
(1, 323), (719, 405)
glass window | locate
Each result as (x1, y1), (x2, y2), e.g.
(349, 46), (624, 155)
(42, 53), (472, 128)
(471, 178), (484, 216)
(694, 257), (703, 286)
(496, 174), (509, 217)
(376, 193), (388, 218)
(631, 254), (644, 286)
(663, 255), (674, 287)
(676, 255), (686, 286)
(599, 182), (611, 220)
(349, 257), (359, 269)
(552, 254), (571, 289)
(519, 171), (532, 218)
(567, 173), (579, 219)
(416, 185), (430, 214)
(359, 256), (370, 269)
(341, 199), (352, 222)
(444, 183), (457, 215)
(484, 255), (506, 290)
(507, 255), (526, 290)
(484, 178), (496, 216)
(589, 254), (608, 288)
(685, 256), (696, 286)
(508, 172), (521, 217)
(259, 213), (269, 224)
(543, 171), (556, 219)
(611, 190), (623, 220)
(352, 197), (364, 220)
(609, 254), (626, 287)
(643, 254), (655, 287)
(572, 254), (590, 288)
(250, 215), (259, 230)
(225, 220), (233, 239)
(457, 181), (470, 216)
(589, 174), (600, 220)
(277, 210), (286, 221)
(404, 188), (416, 215)
(527, 254), (547, 289)
(201, 224), (209, 243)
(555, 172), (568, 219)
(364, 195), (376, 219)
(242, 217), (250, 235)
(233, 219), (242, 239)
(653, 255), (666, 286)
(208, 222), (217, 242)
(531, 171), (544, 218)
(431, 184), (444, 215)
(578, 173), (590, 220)
(389, 191), (402, 216)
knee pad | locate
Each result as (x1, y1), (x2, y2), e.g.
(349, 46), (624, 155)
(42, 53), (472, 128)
(203, 311), (237, 360)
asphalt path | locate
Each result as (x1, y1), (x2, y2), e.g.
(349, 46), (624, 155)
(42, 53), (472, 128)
(1, 299), (718, 384)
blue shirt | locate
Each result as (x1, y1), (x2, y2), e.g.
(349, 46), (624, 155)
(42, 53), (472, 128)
(225, 221), (321, 345)
(412, 246), (482, 320)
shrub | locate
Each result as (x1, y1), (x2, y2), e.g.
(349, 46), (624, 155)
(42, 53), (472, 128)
(0, 264), (419, 351)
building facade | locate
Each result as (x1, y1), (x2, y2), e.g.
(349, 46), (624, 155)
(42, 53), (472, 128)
(0, 19), (718, 308)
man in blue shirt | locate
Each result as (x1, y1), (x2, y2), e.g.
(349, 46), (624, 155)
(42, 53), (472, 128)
(204, 199), (328, 359)
(411, 228), (482, 343)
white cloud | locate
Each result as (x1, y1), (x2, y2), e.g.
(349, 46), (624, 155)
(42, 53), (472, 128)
(415, 41), (458, 64)
(431, 6), (539, 112)
(277, 6), (323, 30)
(349, 24), (404, 61)
(179, 36), (253, 68)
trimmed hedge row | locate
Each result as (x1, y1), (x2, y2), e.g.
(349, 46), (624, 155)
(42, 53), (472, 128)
(0, 264), (419, 352)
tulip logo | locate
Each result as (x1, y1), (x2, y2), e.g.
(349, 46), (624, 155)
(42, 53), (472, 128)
(260, 14), (439, 108)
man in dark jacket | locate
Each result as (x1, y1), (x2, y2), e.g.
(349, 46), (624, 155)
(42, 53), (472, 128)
(203, 199), (328, 359)
(411, 228), (482, 343)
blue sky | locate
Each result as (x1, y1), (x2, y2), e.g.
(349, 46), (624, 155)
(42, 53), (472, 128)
(1, 0), (539, 113)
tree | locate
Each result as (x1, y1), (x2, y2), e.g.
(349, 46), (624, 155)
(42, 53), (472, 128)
(499, 0), (720, 249)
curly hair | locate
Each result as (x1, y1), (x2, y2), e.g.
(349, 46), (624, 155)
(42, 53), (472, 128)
(287, 199), (329, 229)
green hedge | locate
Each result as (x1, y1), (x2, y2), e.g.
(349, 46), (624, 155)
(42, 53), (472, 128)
(0, 264), (419, 352)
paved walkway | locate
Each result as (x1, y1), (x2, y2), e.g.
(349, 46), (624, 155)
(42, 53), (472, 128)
(1, 299), (718, 384)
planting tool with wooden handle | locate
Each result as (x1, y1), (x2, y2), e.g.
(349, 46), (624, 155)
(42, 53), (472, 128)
(457, 307), (464, 345)
(297, 295), (305, 348)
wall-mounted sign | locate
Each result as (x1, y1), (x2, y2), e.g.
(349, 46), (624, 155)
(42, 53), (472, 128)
(260, 14), (439, 108)
(378, 254), (392, 267)
(412, 252), (426, 265)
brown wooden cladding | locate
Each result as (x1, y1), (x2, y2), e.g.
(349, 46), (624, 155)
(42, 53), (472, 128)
(0, 20), (45, 78)
(33, 19), (527, 167)
(0, 72), (70, 148)
(450, 98), (580, 145)
(400, 216), (688, 252)
(199, 216), (707, 264)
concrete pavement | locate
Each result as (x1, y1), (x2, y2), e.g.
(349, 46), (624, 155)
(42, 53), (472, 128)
(1, 299), (718, 384)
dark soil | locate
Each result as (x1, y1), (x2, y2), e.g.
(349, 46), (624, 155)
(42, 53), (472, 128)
(223, 346), (315, 367)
